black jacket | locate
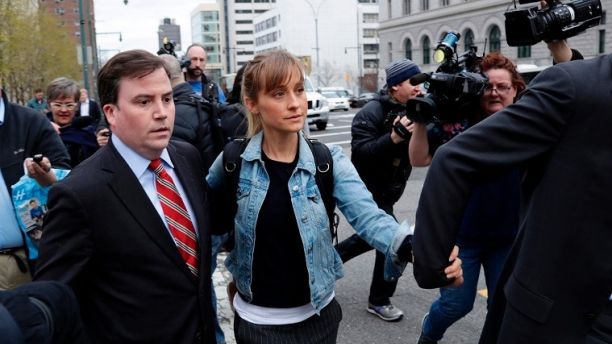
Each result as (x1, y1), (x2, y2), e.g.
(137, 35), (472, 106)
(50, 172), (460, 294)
(0, 89), (70, 193)
(171, 82), (219, 174)
(351, 94), (412, 205)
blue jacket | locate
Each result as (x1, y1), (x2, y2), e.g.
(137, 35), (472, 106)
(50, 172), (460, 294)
(207, 132), (409, 312)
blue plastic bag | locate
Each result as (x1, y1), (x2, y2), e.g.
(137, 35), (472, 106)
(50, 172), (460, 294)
(11, 169), (70, 259)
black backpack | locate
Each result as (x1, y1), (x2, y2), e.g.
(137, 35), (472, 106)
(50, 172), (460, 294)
(173, 95), (248, 155)
(219, 137), (339, 250)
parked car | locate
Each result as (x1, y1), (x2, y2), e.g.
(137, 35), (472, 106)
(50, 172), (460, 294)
(320, 91), (350, 111)
(350, 92), (377, 108)
(305, 77), (330, 130)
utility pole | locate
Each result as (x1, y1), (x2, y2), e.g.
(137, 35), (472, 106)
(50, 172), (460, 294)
(304, 0), (328, 87)
(77, 0), (89, 93)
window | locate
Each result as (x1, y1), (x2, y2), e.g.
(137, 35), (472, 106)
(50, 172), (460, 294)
(441, 0), (450, 6)
(463, 29), (474, 52)
(254, 9), (267, 13)
(363, 28), (377, 38)
(422, 36), (431, 64)
(489, 25), (501, 52)
(235, 0), (252, 2)
(388, 42), (393, 63)
(421, 0), (429, 11)
(517, 45), (531, 58)
(237, 51), (254, 55)
(363, 13), (378, 23)
(363, 43), (379, 53)
(403, 0), (411, 14)
(364, 59), (379, 68)
(404, 39), (412, 60)
(236, 30), (253, 35)
(599, 29), (606, 54)
(388, 0), (392, 19)
(55, 7), (65, 15)
(237, 40), (254, 45)
(236, 20), (253, 24)
(235, 9), (252, 13)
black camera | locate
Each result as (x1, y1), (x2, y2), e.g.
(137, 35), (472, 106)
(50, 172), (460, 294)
(505, 0), (602, 46)
(405, 32), (488, 124)
(157, 37), (178, 58)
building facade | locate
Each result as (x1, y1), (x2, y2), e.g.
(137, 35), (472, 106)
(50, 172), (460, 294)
(252, 0), (381, 92)
(39, 0), (99, 93)
(191, 3), (225, 83)
(222, 0), (276, 74)
(378, 0), (610, 78)
(158, 17), (182, 52)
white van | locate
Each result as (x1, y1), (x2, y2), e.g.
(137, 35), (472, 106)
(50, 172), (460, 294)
(305, 77), (330, 130)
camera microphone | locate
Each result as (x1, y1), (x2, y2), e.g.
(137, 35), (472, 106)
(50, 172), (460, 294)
(410, 73), (430, 86)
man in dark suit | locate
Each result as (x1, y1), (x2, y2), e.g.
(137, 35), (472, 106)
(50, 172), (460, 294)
(412, 54), (612, 343)
(35, 50), (216, 343)
(76, 88), (102, 124)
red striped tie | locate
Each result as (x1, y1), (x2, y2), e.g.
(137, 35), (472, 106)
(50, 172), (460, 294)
(149, 159), (199, 277)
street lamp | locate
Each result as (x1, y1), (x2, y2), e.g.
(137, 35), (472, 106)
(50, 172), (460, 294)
(303, 0), (328, 87)
(77, 0), (90, 93)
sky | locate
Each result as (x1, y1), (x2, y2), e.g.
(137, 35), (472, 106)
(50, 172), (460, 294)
(94, 0), (213, 61)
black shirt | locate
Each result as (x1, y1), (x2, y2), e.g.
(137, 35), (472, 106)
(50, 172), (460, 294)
(250, 151), (310, 307)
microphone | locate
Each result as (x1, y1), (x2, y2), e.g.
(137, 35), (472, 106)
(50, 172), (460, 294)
(410, 73), (430, 86)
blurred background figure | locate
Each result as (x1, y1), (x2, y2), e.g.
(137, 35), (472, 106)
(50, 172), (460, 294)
(46, 78), (98, 167)
(76, 88), (102, 125)
(26, 89), (47, 115)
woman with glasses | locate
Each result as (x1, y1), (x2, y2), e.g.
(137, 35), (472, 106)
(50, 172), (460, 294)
(409, 52), (526, 344)
(46, 77), (98, 167)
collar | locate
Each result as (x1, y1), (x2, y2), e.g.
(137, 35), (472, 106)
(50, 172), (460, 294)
(111, 135), (172, 178)
(0, 95), (5, 126)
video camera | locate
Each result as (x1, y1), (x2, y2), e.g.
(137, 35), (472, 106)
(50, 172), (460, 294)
(405, 32), (488, 124)
(504, 0), (602, 46)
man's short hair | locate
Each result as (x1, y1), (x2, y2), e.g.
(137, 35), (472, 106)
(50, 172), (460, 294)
(46, 78), (79, 103)
(184, 43), (206, 57)
(97, 49), (169, 107)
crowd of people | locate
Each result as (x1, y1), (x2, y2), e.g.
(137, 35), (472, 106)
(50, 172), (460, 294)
(0, 34), (611, 344)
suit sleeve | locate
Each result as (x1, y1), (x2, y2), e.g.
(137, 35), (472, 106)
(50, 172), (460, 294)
(34, 182), (93, 290)
(413, 65), (577, 288)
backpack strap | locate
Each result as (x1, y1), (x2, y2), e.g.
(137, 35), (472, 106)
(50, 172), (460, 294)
(305, 138), (338, 244)
(221, 138), (249, 251)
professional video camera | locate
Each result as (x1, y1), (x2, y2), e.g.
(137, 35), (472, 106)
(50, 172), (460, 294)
(504, 0), (602, 46)
(157, 37), (178, 58)
(405, 32), (488, 124)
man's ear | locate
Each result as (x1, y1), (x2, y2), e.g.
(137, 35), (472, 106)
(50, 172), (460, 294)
(103, 104), (117, 127)
(243, 96), (258, 115)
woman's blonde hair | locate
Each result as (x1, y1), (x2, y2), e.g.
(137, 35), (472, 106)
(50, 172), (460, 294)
(241, 50), (305, 137)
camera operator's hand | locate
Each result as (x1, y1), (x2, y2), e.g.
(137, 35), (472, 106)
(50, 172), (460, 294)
(445, 245), (464, 288)
(96, 128), (111, 147)
(390, 116), (414, 144)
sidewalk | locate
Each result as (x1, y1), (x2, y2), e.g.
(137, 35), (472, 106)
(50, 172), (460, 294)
(213, 252), (236, 344)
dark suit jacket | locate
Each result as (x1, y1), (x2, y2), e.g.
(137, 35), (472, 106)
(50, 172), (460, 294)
(413, 54), (612, 343)
(76, 99), (102, 123)
(35, 140), (215, 344)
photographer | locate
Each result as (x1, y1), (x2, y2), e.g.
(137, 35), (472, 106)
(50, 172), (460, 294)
(335, 58), (422, 322)
(410, 52), (526, 344)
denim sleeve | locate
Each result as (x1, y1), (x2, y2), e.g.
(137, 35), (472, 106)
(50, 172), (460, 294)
(329, 144), (409, 281)
(206, 152), (224, 190)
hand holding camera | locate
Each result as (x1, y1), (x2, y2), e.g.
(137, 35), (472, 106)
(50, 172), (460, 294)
(391, 116), (414, 143)
(25, 154), (56, 187)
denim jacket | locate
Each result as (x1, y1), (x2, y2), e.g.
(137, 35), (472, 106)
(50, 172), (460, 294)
(207, 132), (410, 312)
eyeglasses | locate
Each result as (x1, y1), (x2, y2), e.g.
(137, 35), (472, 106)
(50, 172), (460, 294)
(484, 84), (514, 95)
(50, 102), (77, 110)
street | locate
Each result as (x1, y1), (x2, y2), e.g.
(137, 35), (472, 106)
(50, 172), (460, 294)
(308, 109), (488, 344)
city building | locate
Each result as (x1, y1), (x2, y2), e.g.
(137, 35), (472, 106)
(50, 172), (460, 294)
(158, 17), (182, 52)
(191, 3), (225, 83)
(252, 0), (381, 93)
(222, 0), (276, 74)
(39, 0), (99, 93)
(378, 0), (611, 78)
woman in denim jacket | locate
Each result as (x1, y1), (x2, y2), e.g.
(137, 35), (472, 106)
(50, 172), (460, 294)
(207, 50), (462, 343)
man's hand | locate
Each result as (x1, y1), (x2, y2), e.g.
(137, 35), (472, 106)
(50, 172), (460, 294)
(444, 245), (464, 288)
(390, 116), (414, 143)
(25, 156), (57, 187)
